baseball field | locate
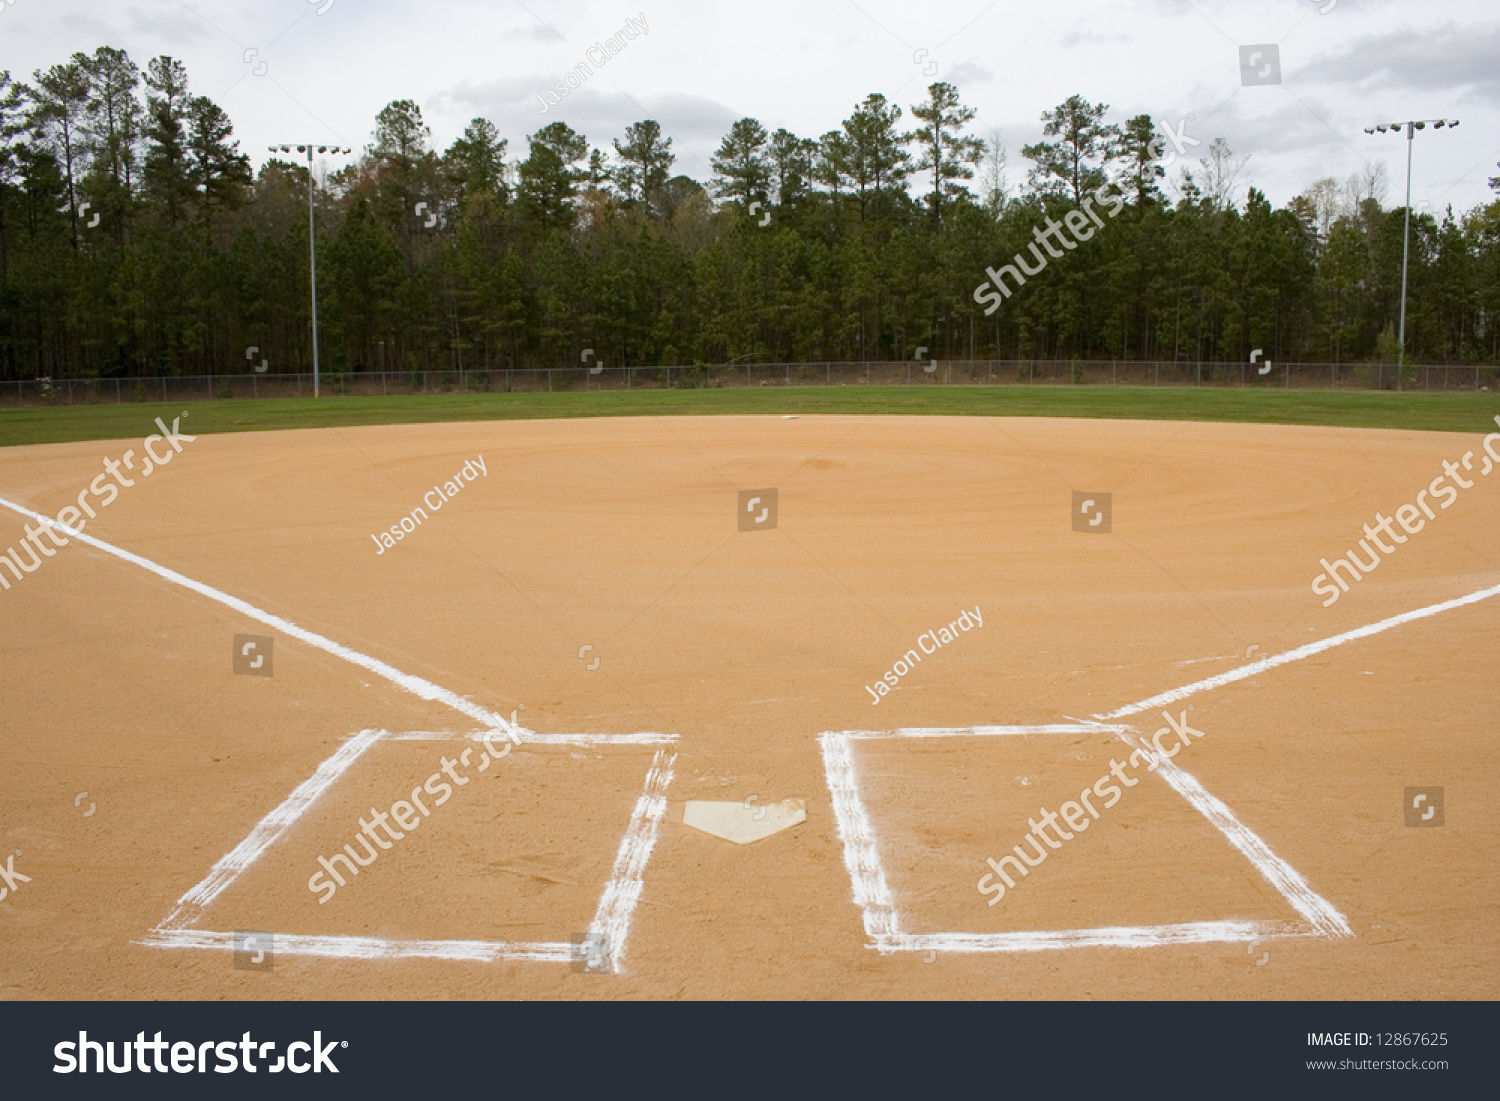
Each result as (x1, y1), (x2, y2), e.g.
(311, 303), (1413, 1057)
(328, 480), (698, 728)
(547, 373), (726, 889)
(1, 388), (1495, 1000)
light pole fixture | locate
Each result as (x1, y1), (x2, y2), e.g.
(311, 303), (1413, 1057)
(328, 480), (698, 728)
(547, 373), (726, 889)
(269, 143), (354, 397)
(1362, 118), (1458, 372)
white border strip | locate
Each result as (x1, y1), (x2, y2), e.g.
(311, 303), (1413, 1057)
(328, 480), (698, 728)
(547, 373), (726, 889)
(583, 749), (677, 973)
(0, 493), (520, 738)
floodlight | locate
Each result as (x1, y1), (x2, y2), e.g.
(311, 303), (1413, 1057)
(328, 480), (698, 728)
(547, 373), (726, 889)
(1362, 116), (1459, 376)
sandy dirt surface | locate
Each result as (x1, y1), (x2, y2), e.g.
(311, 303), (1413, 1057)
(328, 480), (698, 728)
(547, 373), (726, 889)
(0, 413), (1495, 1000)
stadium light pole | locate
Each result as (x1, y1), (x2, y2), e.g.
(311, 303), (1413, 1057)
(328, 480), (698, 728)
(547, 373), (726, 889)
(269, 144), (353, 397)
(1363, 118), (1458, 372)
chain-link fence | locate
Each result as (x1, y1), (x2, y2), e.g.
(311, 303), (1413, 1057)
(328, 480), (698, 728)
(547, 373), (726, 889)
(4, 360), (1497, 407)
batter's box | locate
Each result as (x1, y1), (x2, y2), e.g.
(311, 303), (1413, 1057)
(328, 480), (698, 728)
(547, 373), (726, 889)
(819, 723), (1351, 957)
(140, 729), (677, 973)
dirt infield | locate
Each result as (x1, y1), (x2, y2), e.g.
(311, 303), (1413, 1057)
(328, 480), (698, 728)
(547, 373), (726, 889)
(0, 413), (1495, 1000)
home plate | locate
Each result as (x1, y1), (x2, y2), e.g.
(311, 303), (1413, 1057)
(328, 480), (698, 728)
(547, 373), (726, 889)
(683, 799), (807, 844)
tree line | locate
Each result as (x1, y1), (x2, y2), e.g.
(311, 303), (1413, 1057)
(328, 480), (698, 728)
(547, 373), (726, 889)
(2, 45), (1497, 382)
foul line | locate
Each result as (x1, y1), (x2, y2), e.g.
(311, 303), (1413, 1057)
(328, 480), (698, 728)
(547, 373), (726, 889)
(0, 493), (520, 740)
(1094, 581), (1500, 722)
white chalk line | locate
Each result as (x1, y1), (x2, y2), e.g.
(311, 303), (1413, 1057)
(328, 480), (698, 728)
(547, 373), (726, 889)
(584, 749), (677, 973)
(1094, 580), (1500, 722)
(140, 928), (575, 964)
(819, 733), (900, 940)
(0, 493), (521, 740)
(875, 920), (1314, 955)
(1117, 729), (1350, 937)
(160, 729), (387, 929)
(876, 724), (1128, 740)
(378, 729), (677, 746)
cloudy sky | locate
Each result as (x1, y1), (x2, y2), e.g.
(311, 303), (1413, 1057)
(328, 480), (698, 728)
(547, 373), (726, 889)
(6, 0), (1498, 212)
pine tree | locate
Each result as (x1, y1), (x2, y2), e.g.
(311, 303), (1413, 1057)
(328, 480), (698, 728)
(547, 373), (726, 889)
(911, 82), (981, 229)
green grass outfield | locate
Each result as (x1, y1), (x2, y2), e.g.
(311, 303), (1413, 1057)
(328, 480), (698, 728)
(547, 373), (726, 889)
(1, 385), (1496, 448)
